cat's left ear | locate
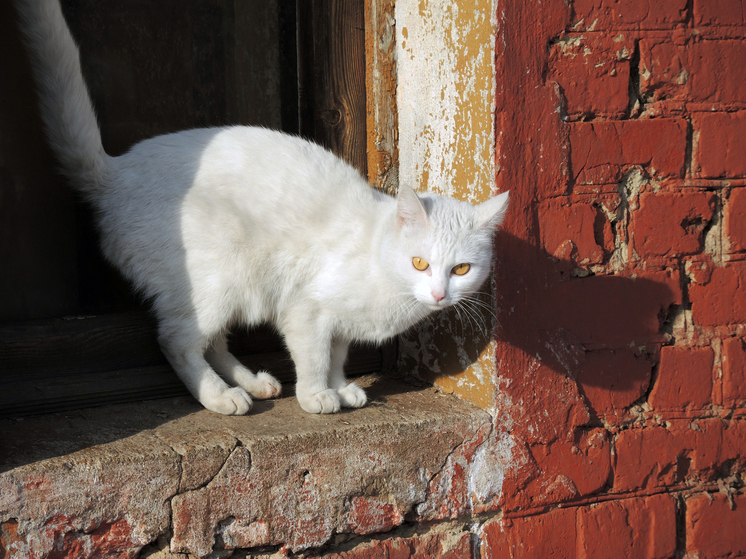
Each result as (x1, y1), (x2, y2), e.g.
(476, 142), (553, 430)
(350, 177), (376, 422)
(474, 191), (509, 230)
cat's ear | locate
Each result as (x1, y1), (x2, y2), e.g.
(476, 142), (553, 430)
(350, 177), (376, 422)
(396, 185), (428, 228)
(474, 191), (509, 230)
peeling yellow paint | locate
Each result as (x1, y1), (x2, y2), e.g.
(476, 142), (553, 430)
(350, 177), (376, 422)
(395, 0), (498, 410)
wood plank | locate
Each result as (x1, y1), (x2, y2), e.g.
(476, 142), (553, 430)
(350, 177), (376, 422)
(0, 345), (384, 418)
(0, 312), (290, 377)
(298, 0), (367, 175)
(364, 0), (398, 194)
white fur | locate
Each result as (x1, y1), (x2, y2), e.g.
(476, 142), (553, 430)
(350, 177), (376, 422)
(15, 0), (509, 415)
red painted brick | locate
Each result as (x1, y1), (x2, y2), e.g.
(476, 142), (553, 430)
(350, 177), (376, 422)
(570, 119), (687, 185)
(614, 427), (679, 492)
(648, 346), (713, 410)
(641, 40), (746, 105)
(539, 200), (605, 266)
(694, 0), (746, 26)
(722, 337), (746, 408)
(481, 507), (576, 559)
(690, 261), (746, 326)
(549, 36), (632, 118)
(573, 0), (687, 30)
(664, 419), (744, 482)
(630, 191), (716, 258)
(577, 494), (676, 559)
(576, 349), (652, 422)
(615, 420), (745, 491)
(720, 420), (746, 471)
(694, 112), (746, 178)
(341, 497), (404, 535)
(318, 532), (473, 559)
(686, 492), (746, 558)
(529, 429), (611, 503)
(726, 187), (746, 253)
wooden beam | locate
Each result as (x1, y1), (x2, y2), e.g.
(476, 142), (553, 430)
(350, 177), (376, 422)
(364, 0), (398, 194)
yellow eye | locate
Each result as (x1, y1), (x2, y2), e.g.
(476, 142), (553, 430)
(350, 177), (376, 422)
(412, 257), (429, 271)
(452, 263), (470, 276)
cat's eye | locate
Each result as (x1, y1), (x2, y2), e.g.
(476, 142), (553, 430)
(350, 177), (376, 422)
(452, 263), (470, 276)
(412, 257), (429, 271)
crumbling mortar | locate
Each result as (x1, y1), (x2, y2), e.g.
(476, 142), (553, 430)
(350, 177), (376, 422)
(259, 512), (503, 559)
(673, 492), (687, 559)
(702, 191), (724, 265)
(410, 420), (495, 517)
(609, 168), (649, 271)
(627, 39), (645, 118)
(684, 118), (694, 178)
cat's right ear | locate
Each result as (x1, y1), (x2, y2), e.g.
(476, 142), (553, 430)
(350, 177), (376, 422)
(474, 191), (510, 230)
(396, 186), (428, 229)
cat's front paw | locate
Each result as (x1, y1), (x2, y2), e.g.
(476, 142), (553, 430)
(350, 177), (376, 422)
(252, 371), (282, 399)
(297, 389), (341, 414)
(203, 386), (253, 415)
(337, 382), (367, 408)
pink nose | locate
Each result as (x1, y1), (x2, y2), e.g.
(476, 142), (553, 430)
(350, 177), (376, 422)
(432, 290), (445, 302)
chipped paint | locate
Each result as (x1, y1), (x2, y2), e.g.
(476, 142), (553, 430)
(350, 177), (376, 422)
(396, 0), (499, 409)
(397, 0), (497, 203)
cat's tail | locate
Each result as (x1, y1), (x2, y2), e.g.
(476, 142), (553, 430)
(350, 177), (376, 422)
(14, 0), (108, 201)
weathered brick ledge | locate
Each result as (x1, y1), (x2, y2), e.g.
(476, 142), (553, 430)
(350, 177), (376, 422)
(0, 375), (508, 558)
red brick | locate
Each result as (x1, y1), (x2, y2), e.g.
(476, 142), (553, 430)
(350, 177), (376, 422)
(341, 497), (404, 535)
(720, 420), (746, 471)
(614, 427), (680, 492)
(690, 261), (746, 326)
(694, 112), (746, 178)
(615, 420), (745, 491)
(577, 349), (653, 422)
(529, 429), (611, 503)
(722, 337), (746, 408)
(570, 119), (687, 185)
(573, 0), (687, 30)
(577, 494), (676, 559)
(726, 188), (746, 253)
(631, 191), (716, 258)
(481, 508), (576, 559)
(549, 36), (632, 118)
(648, 346), (714, 410)
(641, 40), (746, 105)
(694, 0), (746, 26)
(686, 492), (746, 558)
(318, 532), (473, 559)
(539, 200), (605, 266)
(662, 419), (744, 482)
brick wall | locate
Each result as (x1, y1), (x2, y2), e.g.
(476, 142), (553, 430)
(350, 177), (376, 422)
(482, 0), (746, 557)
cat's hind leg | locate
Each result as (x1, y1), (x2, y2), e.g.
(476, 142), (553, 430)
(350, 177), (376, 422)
(205, 334), (282, 399)
(329, 339), (367, 409)
(159, 331), (253, 415)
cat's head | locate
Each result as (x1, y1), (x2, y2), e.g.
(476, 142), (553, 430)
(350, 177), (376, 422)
(392, 185), (509, 311)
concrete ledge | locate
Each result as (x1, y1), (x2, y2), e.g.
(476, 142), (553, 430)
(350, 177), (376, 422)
(0, 376), (500, 558)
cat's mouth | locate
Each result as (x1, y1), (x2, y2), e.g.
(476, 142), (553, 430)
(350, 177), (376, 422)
(426, 299), (452, 311)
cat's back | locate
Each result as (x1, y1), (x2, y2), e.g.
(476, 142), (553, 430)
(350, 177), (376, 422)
(109, 126), (378, 217)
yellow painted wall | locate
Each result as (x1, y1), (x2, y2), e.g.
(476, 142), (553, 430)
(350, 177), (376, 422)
(396, 0), (499, 410)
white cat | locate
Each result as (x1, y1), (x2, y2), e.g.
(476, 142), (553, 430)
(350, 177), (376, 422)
(15, 0), (509, 415)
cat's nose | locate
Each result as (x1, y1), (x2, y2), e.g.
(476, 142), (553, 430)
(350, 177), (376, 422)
(431, 289), (446, 302)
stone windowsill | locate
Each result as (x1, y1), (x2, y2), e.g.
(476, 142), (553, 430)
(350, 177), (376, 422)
(0, 374), (501, 557)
